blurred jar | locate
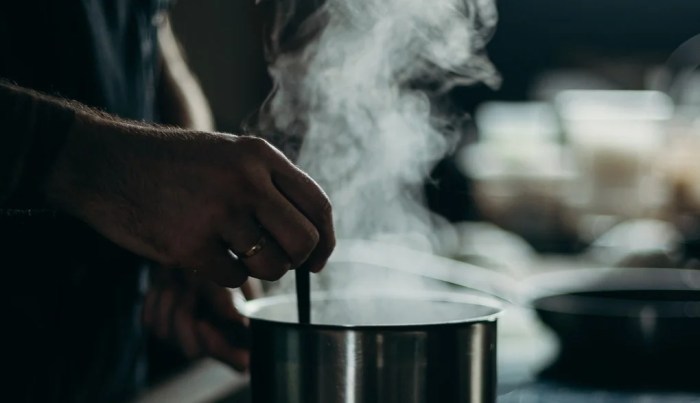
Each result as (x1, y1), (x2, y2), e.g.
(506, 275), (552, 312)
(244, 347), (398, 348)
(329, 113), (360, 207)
(661, 121), (700, 213)
(657, 121), (700, 261)
(554, 90), (674, 219)
(458, 102), (580, 252)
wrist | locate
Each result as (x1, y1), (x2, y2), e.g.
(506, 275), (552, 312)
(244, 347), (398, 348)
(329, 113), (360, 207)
(44, 111), (131, 216)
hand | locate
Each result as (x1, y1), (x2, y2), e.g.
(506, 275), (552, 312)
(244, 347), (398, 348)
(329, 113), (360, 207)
(46, 111), (335, 287)
(143, 267), (254, 371)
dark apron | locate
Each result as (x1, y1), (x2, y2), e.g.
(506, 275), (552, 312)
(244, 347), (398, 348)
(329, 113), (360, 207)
(0, 0), (170, 400)
(1, 211), (148, 402)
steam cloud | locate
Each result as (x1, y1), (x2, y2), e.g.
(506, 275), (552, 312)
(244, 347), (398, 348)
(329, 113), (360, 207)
(261, 0), (500, 250)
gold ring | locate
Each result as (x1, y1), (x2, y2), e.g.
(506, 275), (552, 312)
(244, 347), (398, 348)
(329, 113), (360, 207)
(241, 235), (267, 258)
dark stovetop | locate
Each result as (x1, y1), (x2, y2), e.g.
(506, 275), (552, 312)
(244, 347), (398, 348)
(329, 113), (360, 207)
(211, 377), (700, 403)
(495, 302), (700, 403)
(499, 381), (700, 403)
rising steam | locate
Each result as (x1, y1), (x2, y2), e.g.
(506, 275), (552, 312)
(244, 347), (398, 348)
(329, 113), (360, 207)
(260, 0), (500, 250)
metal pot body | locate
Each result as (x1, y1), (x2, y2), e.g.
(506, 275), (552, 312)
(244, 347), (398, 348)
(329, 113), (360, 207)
(246, 294), (499, 403)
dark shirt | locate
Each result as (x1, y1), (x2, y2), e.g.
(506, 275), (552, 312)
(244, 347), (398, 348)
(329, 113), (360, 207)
(0, 1), (170, 401)
(0, 0), (164, 121)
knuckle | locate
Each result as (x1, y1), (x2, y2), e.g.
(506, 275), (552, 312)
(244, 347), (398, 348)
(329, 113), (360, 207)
(252, 270), (275, 281)
(290, 227), (320, 266)
(240, 136), (271, 154)
(325, 234), (337, 255)
(217, 274), (248, 288)
(251, 261), (290, 282)
(265, 269), (287, 282)
(303, 225), (321, 247)
(228, 273), (249, 288)
(317, 196), (333, 224)
(321, 196), (333, 214)
(236, 161), (273, 195)
(259, 267), (287, 282)
(214, 264), (248, 288)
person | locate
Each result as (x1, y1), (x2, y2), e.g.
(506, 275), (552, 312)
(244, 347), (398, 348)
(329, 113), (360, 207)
(0, 1), (335, 401)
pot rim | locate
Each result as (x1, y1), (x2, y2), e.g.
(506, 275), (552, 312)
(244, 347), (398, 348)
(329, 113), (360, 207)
(239, 290), (504, 330)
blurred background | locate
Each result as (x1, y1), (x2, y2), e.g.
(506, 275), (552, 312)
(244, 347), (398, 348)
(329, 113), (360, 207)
(141, 0), (700, 400)
(169, 0), (700, 261)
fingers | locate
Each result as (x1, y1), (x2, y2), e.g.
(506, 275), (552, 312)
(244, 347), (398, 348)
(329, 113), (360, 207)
(201, 282), (246, 323)
(197, 321), (250, 372)
(172, 291), (201, 358)
(272, 164), (336, 273)
(154, 287), (178, 340)
(196, 241), (249, 288)
(255, 190), (320, 269)
(222, 217), (291, 282)
(142, 275), (251, 370)
(142, 284), (159, 327)
(143, 278), (200, 358)
(172, 135), (334, 284)
(240, 278), (264, 300)
(198, 283), (250, 351)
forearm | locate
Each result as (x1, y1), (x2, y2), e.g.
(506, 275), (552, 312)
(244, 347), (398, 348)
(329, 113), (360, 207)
(0, 78), (333, 287)
(0, 80), (188, 211)
(0, 81), (76, 207)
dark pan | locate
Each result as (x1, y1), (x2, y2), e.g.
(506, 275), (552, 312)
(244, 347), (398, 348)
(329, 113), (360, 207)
(526, 268), (700, 390)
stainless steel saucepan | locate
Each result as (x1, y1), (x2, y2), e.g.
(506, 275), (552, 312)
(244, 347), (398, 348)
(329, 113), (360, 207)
(239, 290), (503, 403)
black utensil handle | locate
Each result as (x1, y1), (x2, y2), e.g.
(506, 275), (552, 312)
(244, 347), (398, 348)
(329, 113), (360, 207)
(295, 267), (311, 324)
